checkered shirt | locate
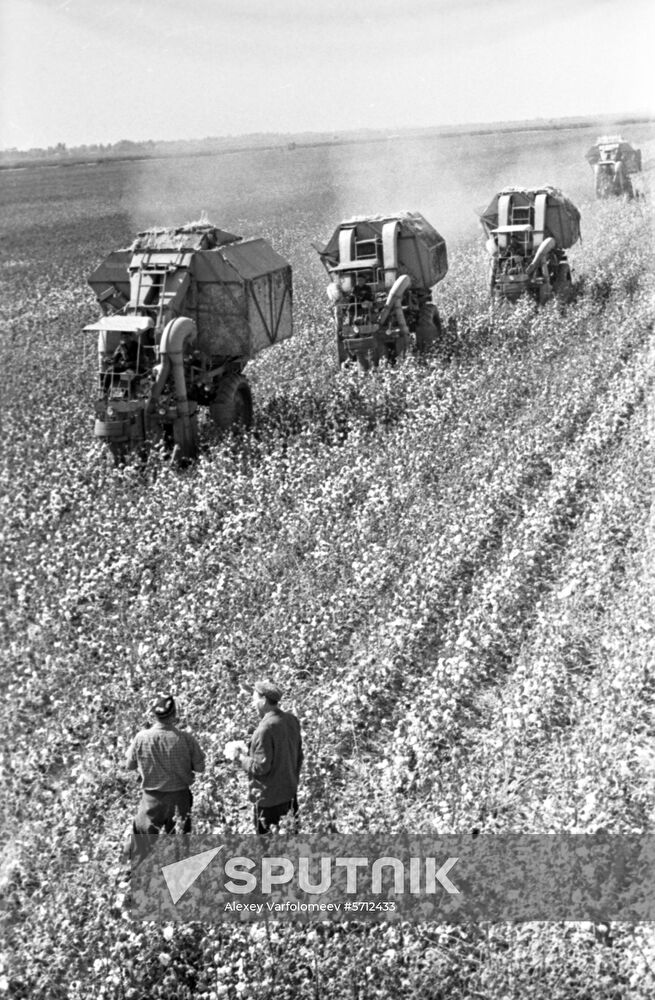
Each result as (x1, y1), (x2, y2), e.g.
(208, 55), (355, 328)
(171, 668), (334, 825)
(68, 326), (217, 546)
(126, 722), (205, 792)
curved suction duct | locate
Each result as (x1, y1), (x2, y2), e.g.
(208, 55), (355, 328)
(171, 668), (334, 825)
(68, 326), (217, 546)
(151, 317), (198, 456)
(378, 273), (411, 333)
(526, 237), (556, 278)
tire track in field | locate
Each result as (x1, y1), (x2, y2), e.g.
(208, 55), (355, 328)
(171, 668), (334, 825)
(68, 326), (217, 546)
(324, 327), (652, 814)
(436, 403), (655, 836)
(405, 359), (648, 766)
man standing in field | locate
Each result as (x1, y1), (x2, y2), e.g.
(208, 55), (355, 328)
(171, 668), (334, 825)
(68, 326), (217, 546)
(126, 694), (205, 836)
(238, 680), (303, 834)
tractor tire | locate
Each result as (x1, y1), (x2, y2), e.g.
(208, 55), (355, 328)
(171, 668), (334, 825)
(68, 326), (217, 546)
(172, 410), (199, 459)
(210, 374), (253, 432)
(595, 168), (613, 200)
(415, 302), (442, 353)
(357, 349), (376, 372)
(553, 263), (573, 302)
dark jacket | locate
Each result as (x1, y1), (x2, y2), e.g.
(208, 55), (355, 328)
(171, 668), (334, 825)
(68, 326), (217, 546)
(112, 339), (139, 372)
(248, 708), (303, 807)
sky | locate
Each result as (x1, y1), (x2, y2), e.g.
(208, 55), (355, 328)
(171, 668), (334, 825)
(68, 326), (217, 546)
(1, 0), (653, 150)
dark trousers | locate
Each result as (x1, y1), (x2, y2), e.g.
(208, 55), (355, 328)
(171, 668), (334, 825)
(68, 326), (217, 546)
(254, 796), (299, 835)
(133, 788), (193, 835)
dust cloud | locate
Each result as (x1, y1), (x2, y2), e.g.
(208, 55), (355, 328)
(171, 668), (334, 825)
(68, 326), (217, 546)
(116, 119), (653, 284)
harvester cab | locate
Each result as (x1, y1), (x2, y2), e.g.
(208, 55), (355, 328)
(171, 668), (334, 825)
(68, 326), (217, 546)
(315, 212), (448, 368)
(84, 222), (293, 460)
(585, 136), (641, 199)
(479, 187), (581, 305)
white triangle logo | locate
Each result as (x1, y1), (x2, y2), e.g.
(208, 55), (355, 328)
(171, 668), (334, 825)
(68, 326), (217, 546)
(161, 846), (224, 904)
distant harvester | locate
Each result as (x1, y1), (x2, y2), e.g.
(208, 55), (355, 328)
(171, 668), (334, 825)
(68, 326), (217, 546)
(585, 136), (642, 199)
(479, 187), (581, 305)
(315, 211), (448, 369)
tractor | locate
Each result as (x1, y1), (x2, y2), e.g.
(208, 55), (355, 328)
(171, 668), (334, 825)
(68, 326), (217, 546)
(315, 212), (448, 368)
(585, 136), (641, 199)
(84, 222), (292, 460)
(479, 187), (581, 305)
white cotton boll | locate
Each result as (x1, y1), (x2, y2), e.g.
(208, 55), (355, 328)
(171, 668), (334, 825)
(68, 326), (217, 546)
(224, 739), (248, 761)
(326, 281), (343, 304)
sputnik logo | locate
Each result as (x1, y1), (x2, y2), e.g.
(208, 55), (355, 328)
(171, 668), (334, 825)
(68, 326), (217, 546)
(161, 846), (224, 904)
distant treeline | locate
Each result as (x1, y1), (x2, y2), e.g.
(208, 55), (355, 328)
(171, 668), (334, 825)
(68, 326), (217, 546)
(1, 115), (652, 171)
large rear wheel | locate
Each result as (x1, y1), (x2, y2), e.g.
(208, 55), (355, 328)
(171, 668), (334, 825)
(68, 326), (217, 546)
(210, 374), (253, 432)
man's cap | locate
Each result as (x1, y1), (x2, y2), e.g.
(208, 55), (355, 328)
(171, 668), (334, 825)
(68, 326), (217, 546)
(254, 680), (282, 704)
(151, 694), (176, 719)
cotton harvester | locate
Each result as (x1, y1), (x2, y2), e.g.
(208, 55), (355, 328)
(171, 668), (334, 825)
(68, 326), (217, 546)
(479, 187), (581, 304)
(315, 212), (448, 368)
(585, 135), (642, 199)
(84, 222), (292, 459)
